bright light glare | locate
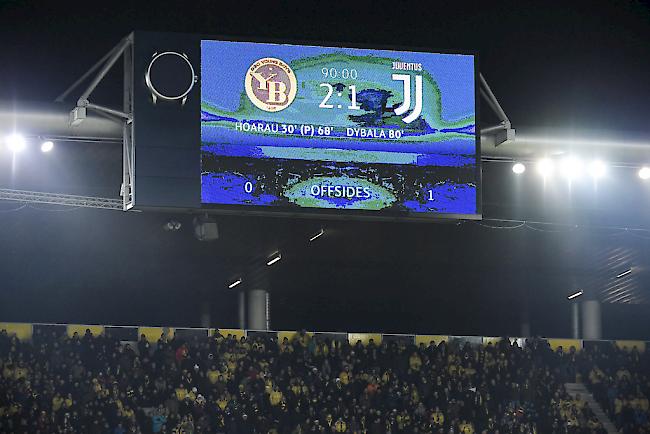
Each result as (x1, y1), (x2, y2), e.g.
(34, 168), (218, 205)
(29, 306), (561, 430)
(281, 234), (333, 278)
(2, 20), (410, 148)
(309, 228), (324, 242)
(560, 157), (583, 179)
(567, 290), (583, 300)
(616, 269), (632, 278)
(40, 140), (54, 152)
(588, 160), (606, 178)
(6, 133), (26, 152)
(639, 167), (650, 180)
(512, 162), (526, 175)
(537, 158), (554, 177)
(266, 254), (281, 266)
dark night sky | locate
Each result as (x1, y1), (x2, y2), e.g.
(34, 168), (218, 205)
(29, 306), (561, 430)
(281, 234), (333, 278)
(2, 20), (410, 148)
(1, 0), (649, 130)
(1, 0), (649, 339)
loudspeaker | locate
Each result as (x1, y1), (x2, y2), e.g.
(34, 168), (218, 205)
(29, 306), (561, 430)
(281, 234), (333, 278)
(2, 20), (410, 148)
(193, 215), (219, 241)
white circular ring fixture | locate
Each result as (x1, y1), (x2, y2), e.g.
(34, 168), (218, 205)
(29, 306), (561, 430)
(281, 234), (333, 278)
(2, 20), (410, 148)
(145, 51), (197, 105)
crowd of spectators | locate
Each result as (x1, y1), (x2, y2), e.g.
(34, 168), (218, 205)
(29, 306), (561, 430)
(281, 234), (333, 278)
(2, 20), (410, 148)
(549, 390), (606, 433)
(0, 326), (643, 433)
(579, 344), (650, 433)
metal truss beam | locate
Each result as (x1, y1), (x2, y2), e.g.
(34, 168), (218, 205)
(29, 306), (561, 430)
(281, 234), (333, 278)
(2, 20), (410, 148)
(0, 188), (122, 210)
(55, 33), (134, 211)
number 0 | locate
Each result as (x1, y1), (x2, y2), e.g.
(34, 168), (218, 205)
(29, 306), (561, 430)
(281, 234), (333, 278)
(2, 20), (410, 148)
(244, 182), (253, 193)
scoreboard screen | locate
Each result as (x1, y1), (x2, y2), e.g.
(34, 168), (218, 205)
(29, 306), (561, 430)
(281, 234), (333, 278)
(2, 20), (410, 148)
(200, 40), (479, 219)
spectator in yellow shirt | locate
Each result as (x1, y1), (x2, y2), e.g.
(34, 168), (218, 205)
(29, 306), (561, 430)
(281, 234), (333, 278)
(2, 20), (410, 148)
(409, 353), (422, 371)
(207, 365), (219, 384)
(13, 363), (27, 380)
(334, 417), (347, 432)
(269, 386), (283, 406)
(614, 396), (624, 415)
(459, 419), (474, 434)
(63, 393), (73, 409)
(431, 406), (444, 427)
(121, 405), (135, 421)
(589, 366), (605, 384)
(339, 368), (350, 385)
(2, 363), (13, 380)
(52, 393), (64, 412)
(175, 385), (188, 401)
(216, 394), (228, 411)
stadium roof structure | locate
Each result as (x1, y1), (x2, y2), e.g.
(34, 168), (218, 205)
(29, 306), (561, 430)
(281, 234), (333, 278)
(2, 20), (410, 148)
(1, 96), (649, 313)
(1, 1), (649, 337)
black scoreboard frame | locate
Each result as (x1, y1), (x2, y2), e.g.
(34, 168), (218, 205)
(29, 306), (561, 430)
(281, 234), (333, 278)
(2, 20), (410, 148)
(130, 31), (482, 222)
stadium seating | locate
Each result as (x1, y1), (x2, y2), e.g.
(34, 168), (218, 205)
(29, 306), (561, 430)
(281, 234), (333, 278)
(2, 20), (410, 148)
(1, 325), (646, 433)
(580, 344), (650, 432)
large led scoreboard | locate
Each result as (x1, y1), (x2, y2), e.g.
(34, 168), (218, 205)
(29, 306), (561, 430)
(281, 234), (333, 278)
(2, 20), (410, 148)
(131, 32), (480, 220)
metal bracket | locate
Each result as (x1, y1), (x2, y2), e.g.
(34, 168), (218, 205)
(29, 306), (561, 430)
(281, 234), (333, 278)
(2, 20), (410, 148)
(479, 73), (515, 147)
(55, 34), (135, 211)
(78, 100), (132, 122)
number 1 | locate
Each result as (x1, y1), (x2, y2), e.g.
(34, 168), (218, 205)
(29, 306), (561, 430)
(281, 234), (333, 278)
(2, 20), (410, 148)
(348, 85), (361, 110)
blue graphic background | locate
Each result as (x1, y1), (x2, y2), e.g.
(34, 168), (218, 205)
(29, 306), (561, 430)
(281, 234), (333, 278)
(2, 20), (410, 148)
(202, 42), (475, 121)
(200, 40), (479, 216)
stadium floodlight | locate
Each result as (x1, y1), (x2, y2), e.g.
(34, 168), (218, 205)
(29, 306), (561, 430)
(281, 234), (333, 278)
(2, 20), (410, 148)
(567, 290), (583, 300)
(512, 162), (526, 175)
(309, 228), (324, 242)
(616, 269), (632, 278)
(163, 220), (182, 232)
(5, 133), (26, 153)
(228, 278), (242, 289)
(40, 140), (54, 153)
(588, 160), (606, 179)
(560, 157), (583, 179)
(266, 253), (281, 266)
(639, 167), (650, 180)
(537, 158), (554, 177)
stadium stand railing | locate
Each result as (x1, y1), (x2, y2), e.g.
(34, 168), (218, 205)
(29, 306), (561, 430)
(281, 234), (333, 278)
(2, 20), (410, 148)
(0, 321), (646, 353)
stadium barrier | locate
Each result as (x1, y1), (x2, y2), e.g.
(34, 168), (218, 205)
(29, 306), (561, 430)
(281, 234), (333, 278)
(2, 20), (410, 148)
(0, 321), (647, 353)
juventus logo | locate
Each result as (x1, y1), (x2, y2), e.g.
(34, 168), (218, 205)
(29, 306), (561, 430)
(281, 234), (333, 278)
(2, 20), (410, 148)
(392, 74), (422, 124)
